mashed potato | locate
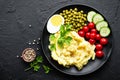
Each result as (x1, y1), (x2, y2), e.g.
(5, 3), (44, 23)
(49, 31), (95, 70)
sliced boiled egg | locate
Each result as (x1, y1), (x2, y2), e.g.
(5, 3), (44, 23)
(47, 14), (64, 33)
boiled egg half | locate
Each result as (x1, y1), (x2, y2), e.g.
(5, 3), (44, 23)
(47, 14), (64, 33)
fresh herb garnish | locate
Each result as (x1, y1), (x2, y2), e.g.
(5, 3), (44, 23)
(49, 34), (56, 51)
(50, 34), (55, 41)
(25, 56), (52, 73)
(65, 36), (72, 45)
(60, 24), (71, 36)
(36, 56), (43, 63)
(43, 65), (52, 74)
(33, 64), (40, 71)
(49, 44), (56, 51)
(57, 24), (72, 48)
(57, 37), (65, 47)
(25, 56), (43, 72)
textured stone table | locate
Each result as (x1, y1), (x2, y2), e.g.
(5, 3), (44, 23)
(0, 0), (120, 80)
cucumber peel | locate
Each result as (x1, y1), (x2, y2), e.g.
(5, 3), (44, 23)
(96, 21), (108, 31)
(93, 13), (104, 24)
(87, 11), (96, 22)
(100, 27), (110, 37)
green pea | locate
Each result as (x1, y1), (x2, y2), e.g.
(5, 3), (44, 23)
(74, 8), (78, 11)
(80, 10), (84, 13)
(63, 10), (66, 13)
(60, 13), (62, 15)
(82, 23), (85, 25)
(65, 10), (68, 12)
(74, 12), (77, 15)
(84, 18), (86, 21)
(72, 18), (75, 21)
(68, 19), (71, 22)
(75, 16), (78, 19)
(83, 14), (87, 17)
(80, 27), (83, 29)
(70, 9), (73, 11)
(69, 15), (72, 17)
(60, 9), (87, 32)
(64, 15), (67, 18)
(77, 23), (80, 26)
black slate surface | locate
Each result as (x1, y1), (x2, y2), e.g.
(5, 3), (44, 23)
(0, 0), (120, 80)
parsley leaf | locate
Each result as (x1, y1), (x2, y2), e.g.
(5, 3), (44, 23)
(57, 24), (72, 48)
(50, 34), (55, 41)
(65, 36), (72, 45)
(60, 25), (66, 37)
(33, 65), (40, 71)
(25, 56), (43, 72)
(66, 24), (72, 30)
(57, 37), (64, 47)
(25, 56), (51, 73)
(43, 65), (52, 74)
(50, 44), (56, 51)
(36, 56), (43, 63)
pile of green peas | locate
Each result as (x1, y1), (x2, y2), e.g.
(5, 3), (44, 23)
(60, 8), (87, 32)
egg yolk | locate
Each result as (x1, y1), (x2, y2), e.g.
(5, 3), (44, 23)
(50, 15), (63, 27)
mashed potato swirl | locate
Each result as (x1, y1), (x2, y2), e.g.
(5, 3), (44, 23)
(49, 31), (95, 70)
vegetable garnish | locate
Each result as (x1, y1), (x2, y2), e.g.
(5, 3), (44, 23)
(57, 24), (72, 48)
(49, 34), (56, 51)
(43, 65), (52, 74)
(50, 34), (55, 41)
(25, 56), (43, 71)
(49, 44), (56, 51)
(24, 56), (52, 73)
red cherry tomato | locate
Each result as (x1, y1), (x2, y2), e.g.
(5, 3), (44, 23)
(78, 30), (85, 37)
(96, 34), (101, 40)
(89, 39), (96, 45)
(96, 44), (103, 50)
(91, 29), (97, 34)
(85, 32), (91, 39)
(88, 22), (95, 29)
(90, 33), (96, 39)
(100, 38), (108, 45)
(96, 51), (104, 58)
(83, 26), (89, 32)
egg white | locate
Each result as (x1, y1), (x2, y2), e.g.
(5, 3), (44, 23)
(47, 14), (64, 33)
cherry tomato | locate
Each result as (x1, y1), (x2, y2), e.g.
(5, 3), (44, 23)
(89, 39), (96, 44)
(91, 29), (97, 34)
(78, 30), (85, 37)
(88, 22), (95, 29)
(96, 34), (101, 40)
(96, 44), (103, 50)
(100, 38), (108, 45)
(85, 32), (91, 39)
(90, 33), (96, 39)
(96, 51), (104, 58)
(83, 26), (89, 32)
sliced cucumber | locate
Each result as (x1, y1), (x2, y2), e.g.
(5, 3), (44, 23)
(100, 27), (110, 37)
(96, 21), (108, 31)
(93, 13), (104, 24)
(87, 11), (96, 22)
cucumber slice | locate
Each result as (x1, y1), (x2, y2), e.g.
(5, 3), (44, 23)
(87, 11), (96, 22)
(96, 21), (108, 31)
(100, 27), (110, 37)
(93, 13), (104, 24)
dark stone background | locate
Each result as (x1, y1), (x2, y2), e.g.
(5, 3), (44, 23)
(0, 0), (120, 80)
